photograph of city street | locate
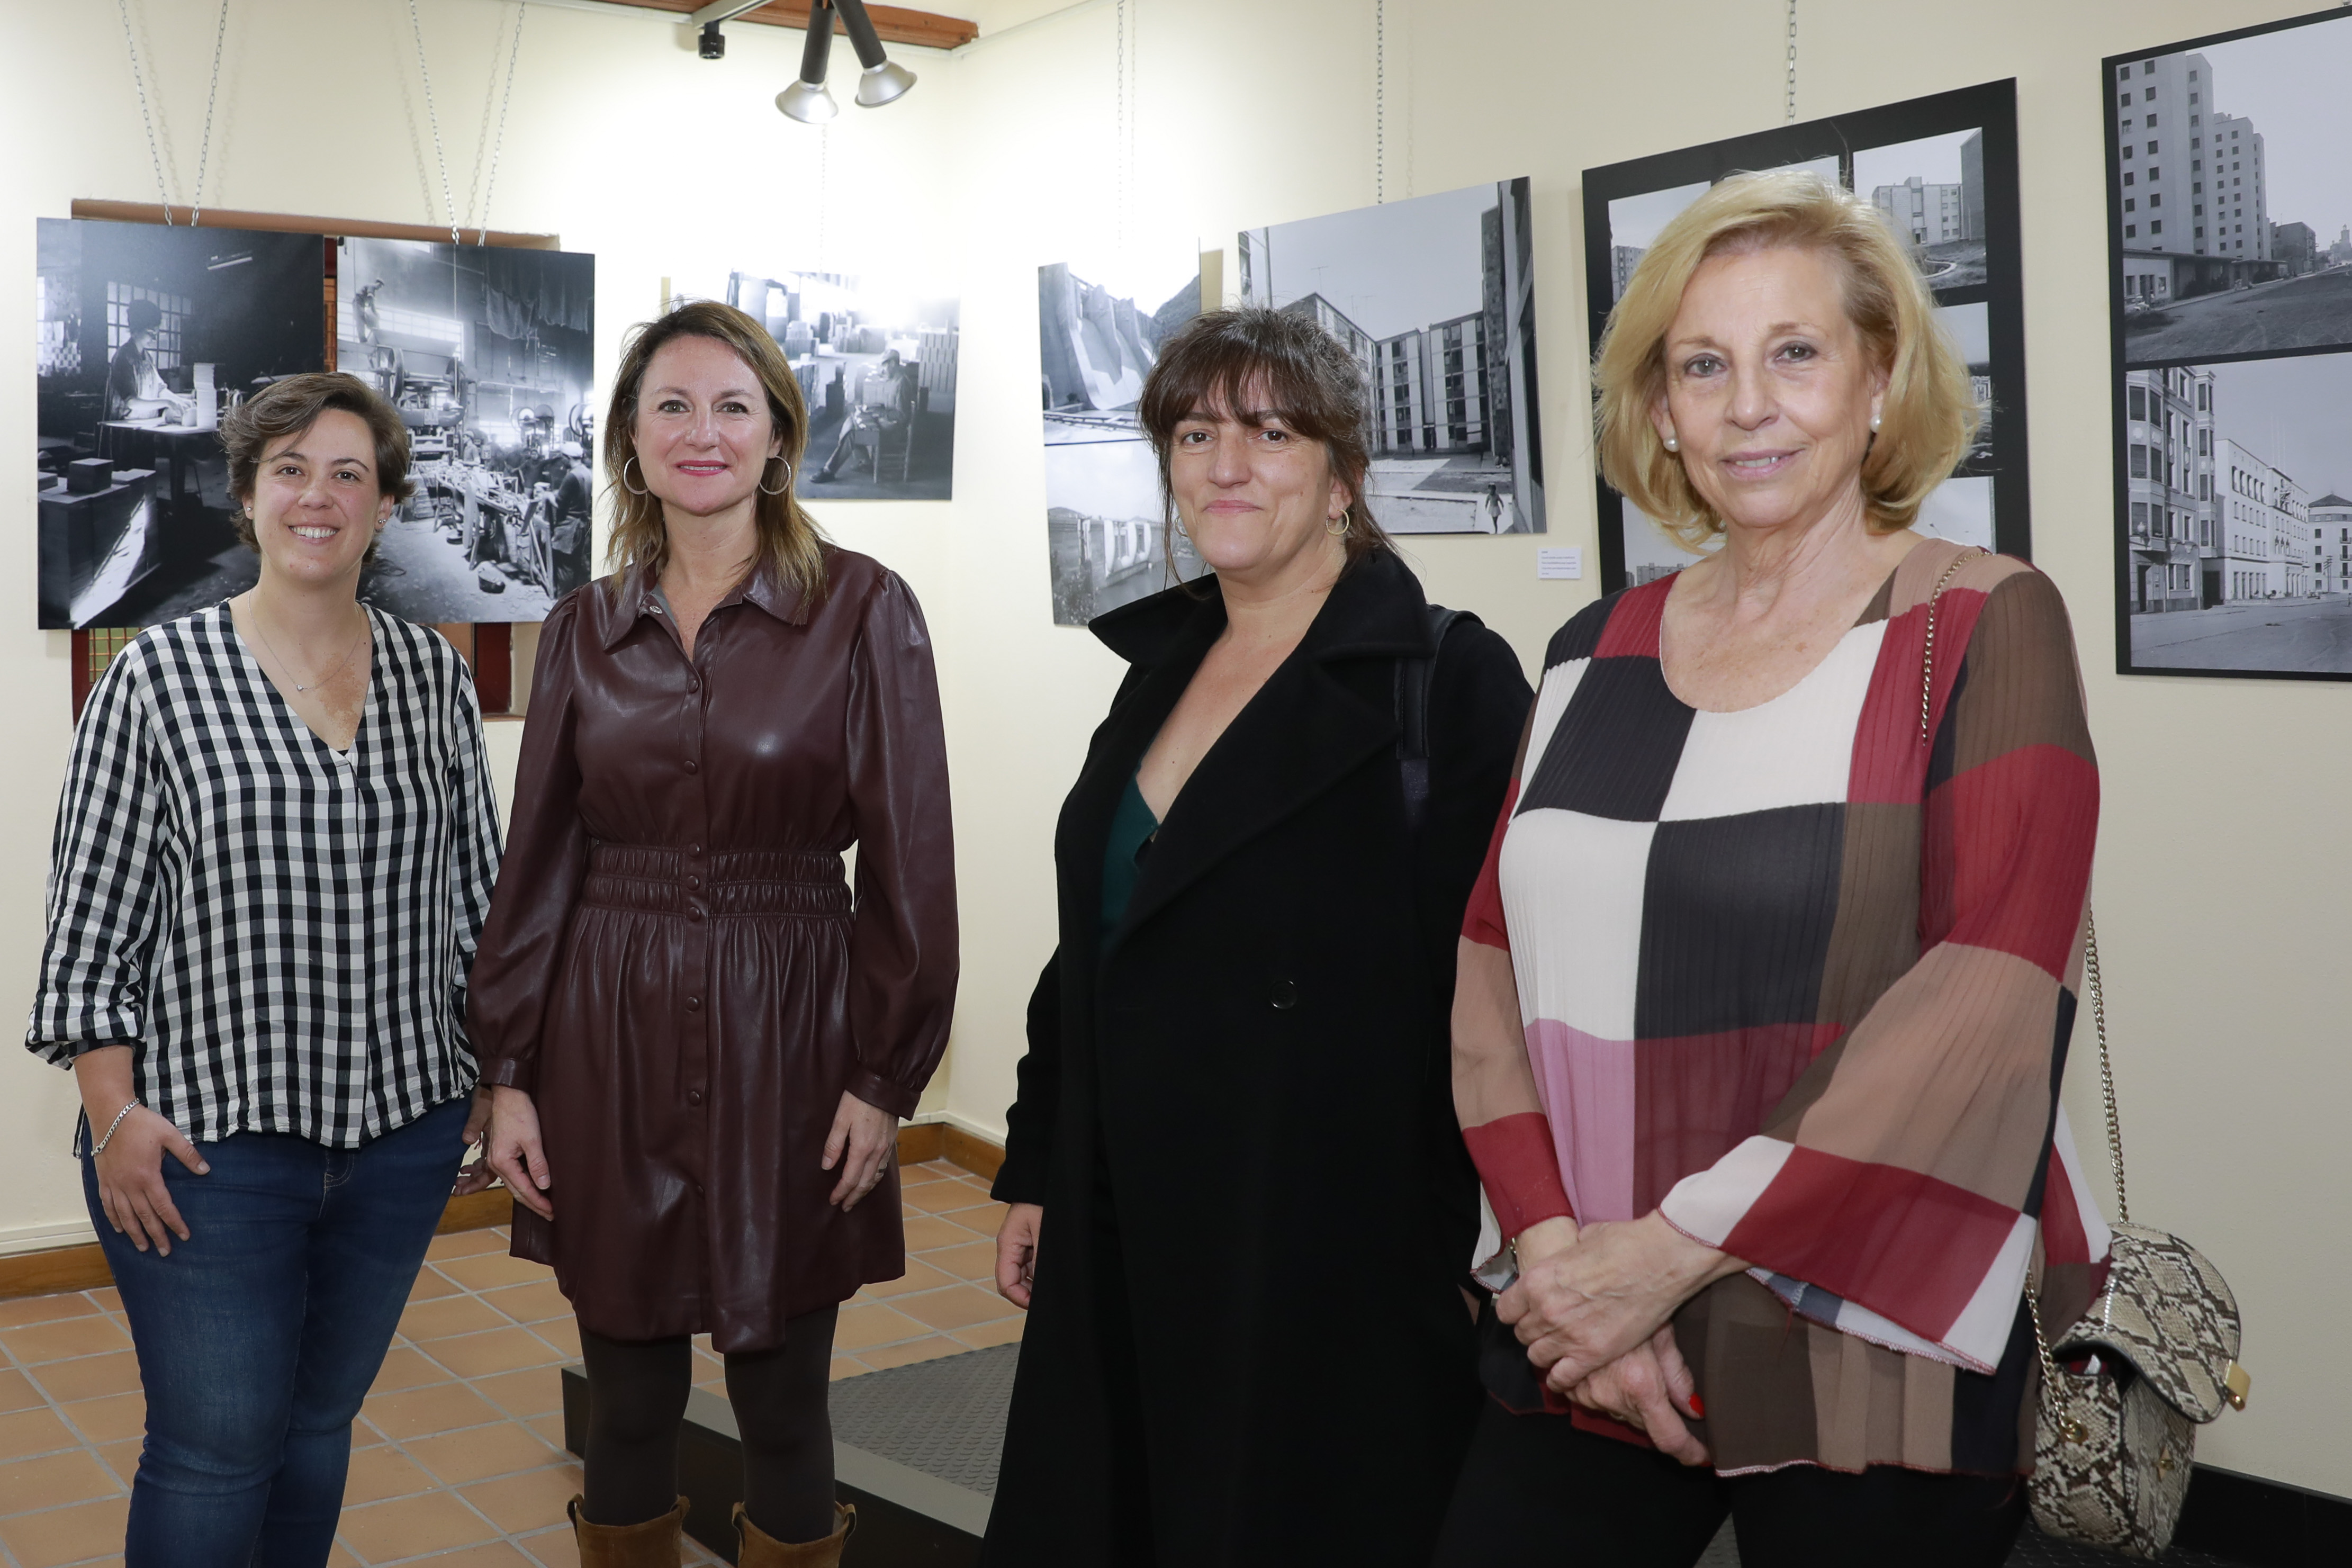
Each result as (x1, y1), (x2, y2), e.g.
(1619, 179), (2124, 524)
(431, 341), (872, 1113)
(1040, 257), (1205, 626)
(1237, 178), (1545, 535)
(1583, 80), (2029, 589)
(665, 267), (959, 503)
(35, 218), (325, 629)
(2119, 350), (2352, 677)
(2114, 11), (2352, 366)
(341, 236), (596, 624)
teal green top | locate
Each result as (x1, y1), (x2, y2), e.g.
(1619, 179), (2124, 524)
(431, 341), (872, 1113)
(1098, 771), (1159, 949)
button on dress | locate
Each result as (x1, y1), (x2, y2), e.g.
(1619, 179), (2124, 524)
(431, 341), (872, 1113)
(468, 549), (957, 1351)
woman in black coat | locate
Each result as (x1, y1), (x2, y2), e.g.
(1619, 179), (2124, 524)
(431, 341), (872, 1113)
(983, 308), (1533, 1565)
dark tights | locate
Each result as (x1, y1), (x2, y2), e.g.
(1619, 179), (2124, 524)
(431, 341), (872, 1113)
(579, 1305), (839, 1543)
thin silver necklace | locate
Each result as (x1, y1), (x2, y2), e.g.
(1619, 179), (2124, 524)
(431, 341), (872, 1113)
(245, 602), (369, 694)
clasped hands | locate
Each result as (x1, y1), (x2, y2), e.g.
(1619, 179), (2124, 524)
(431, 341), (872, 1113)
(1498, 1212), (1746, 1467)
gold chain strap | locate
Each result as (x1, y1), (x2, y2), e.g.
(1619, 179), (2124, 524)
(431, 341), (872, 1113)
(1918, 545), (1986, 746)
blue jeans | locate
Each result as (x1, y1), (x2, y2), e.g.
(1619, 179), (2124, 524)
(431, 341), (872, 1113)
(85, 1096), (469, 1568)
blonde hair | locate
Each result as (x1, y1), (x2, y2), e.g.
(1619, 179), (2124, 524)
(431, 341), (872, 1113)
(1593, 169), (1980, 547)
(602, 300), (827, 607)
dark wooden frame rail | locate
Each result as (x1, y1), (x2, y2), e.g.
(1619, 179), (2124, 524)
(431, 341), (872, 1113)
(603, 1), (978, 50)
(59, 200), (550, 719)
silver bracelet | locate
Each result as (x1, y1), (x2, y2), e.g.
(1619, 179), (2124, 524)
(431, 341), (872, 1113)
(90, 1099), (141, 1157)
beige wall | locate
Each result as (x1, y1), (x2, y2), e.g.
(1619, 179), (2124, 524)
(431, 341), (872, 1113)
(0, 0), (2341, 1499)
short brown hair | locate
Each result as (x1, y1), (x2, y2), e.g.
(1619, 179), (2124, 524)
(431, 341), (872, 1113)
(220, 372), (415, 556)
(1593, 169), (1980, 546)
(1138, 306), (1393, 572)
(603, 301), (827, 609)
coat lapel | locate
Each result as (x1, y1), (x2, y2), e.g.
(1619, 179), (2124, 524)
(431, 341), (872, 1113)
(1055, 591), (1226, 963)
(1110, 552), (1431, 946)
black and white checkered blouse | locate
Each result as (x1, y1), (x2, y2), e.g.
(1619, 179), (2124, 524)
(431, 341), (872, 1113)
(26, 603), (503, 1147)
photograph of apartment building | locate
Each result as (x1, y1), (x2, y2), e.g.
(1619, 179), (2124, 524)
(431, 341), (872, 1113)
(1237, 178), (1544, 534)
(1583, 81), (2029, 588)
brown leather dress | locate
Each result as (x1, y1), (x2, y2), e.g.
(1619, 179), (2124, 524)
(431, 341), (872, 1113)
(467, 547), (957, 1351)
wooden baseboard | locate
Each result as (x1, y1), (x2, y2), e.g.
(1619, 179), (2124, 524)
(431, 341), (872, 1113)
(0, 1244), (112, 1300)
(944, 1124), (1004, 1181)
(1, 1122), (1006, 1300)
(437, 1189), (515, 1234)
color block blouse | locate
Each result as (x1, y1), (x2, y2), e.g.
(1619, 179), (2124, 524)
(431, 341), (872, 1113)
(1455, 542), (2113, 1476)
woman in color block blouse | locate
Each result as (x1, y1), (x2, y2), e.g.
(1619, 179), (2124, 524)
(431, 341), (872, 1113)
(1436, 171), (2111, 1567)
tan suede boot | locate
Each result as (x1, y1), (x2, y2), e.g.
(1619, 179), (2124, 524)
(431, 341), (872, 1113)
(567, 1495), (689, 1567)
(734, 1500), (856, 1566)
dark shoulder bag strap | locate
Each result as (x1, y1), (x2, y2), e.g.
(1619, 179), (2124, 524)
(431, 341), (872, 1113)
(1396, 604), (1470, 836)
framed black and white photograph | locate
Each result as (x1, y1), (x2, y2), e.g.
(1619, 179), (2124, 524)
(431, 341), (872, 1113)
(341, 236), (596, 624)
(1040, 256), (1205, 626)
(1237, 178), (1545, 535)
(1583, 79), (2029, 590)
(664, 267), (959, 503)
(35, 219), (325, 630)
(2106, 7), (2352, 678)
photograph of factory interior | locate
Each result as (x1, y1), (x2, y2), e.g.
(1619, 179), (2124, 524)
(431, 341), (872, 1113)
(0, 3), (2344, 1568)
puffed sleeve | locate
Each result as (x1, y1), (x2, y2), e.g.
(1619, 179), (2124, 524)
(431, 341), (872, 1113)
(466, 595), (591, 1093)
(26, 639), (170, 1063)
(442, 650), (503, 1064)
(840, 570), (959, 1118)
(1656, 564), (2100, 1374)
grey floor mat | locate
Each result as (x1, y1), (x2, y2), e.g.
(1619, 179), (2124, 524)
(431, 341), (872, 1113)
(827, 1342), (1020, 1497)
(825, 1347), (2254, 1565)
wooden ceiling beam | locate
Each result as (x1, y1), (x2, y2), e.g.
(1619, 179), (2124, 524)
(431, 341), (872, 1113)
(617, 1), (977, 51)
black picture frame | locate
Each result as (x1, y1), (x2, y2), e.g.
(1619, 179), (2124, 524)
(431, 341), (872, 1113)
(1582, 79), (2029, 592)
(2104, 6), (2352, 680)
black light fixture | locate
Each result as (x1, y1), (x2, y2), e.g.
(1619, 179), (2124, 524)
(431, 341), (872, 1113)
(689, 0), (916, 121)
(774, 0), (841, 123)
(836, 0), (917, 108)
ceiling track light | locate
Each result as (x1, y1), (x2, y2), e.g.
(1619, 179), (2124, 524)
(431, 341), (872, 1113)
(776, 2), (840, 121)
(836, 0), (917, 108)
(764, 0), (914, 123)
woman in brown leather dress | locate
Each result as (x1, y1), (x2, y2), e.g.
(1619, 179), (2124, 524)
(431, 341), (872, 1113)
(472, 300), (957, 1568)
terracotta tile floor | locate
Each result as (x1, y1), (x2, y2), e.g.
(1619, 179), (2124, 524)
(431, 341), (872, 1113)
(0, 1160), (1017, 1566)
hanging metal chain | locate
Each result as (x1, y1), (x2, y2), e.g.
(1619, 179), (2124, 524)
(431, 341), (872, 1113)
(1374, 0), (1385, 203)
(116, 0), (176, 221)
(2081, 907), (2129, 1224)
(1115, 0), (1128, 254)
(1784, 0), (1798, 124)
(472, 1), (527, 244)
(407, 0), (462, 244)
(191, 0), (231, 226)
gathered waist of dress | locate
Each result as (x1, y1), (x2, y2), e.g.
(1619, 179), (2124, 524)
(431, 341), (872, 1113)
(581, 842), (851, 917)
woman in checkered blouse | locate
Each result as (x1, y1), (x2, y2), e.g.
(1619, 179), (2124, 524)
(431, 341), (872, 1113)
(28, 374), (503, 1568)
(1435, 172), (2110, 1565)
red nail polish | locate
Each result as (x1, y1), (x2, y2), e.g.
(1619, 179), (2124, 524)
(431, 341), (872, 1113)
(1689, 1395), (1707, 1418)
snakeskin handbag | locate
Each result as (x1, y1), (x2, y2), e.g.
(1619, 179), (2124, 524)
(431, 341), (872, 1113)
(2021, 916), (2251, 1558)
(1918, 549), (2249, 1559)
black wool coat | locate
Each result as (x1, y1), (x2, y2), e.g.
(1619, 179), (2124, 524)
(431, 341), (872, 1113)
(983, 551), (1533, 1566)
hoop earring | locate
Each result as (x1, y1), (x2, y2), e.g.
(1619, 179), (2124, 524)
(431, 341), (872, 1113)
(1326, 508), (1352, 538)
(620, 456), (649, 497)
(759, 456), (793, 497)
